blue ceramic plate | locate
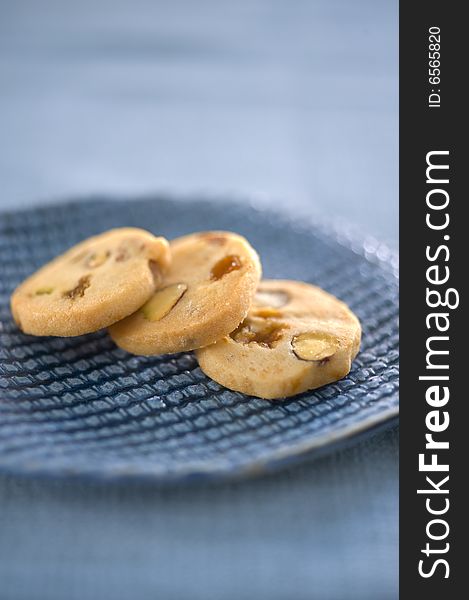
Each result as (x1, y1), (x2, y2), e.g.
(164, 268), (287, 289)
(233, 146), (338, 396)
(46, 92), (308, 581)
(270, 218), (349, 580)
(0, 197), (398, 482)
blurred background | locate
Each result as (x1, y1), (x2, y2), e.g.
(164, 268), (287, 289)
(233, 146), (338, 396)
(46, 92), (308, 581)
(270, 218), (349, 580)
(0, 1), (398, 599)
(0, 0), (397, 244)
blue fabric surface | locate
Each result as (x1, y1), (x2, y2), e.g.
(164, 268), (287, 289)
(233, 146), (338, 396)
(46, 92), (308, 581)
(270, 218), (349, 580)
(0, 0), (398, 246)
(0, 427), (398, 600)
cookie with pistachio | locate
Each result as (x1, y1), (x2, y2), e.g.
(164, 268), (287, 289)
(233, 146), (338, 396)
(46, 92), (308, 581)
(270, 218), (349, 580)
(109, 231), (261, 355)
(11, 228), (170, 337)
(196, 279), (361, 399)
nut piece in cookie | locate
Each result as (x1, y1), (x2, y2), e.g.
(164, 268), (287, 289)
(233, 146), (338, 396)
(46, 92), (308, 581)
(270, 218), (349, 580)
(196, 279), (361, 399)
(10, 228), (171, 337)
(109, 231), (262, 355)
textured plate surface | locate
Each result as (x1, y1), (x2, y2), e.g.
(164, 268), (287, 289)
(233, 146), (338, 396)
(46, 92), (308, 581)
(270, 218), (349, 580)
(0, 197), (399, 482)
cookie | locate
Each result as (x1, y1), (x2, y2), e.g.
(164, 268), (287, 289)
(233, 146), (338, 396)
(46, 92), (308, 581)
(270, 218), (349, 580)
(109, 231), (262, 355)
(196, 279), (361, 399)
(11, 228), (171, 337)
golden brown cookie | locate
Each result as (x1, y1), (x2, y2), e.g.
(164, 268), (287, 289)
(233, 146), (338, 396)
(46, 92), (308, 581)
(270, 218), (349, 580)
(11, 228), (170, 337)
(196, 279), (361, 399)
(109, 231), (262, 355)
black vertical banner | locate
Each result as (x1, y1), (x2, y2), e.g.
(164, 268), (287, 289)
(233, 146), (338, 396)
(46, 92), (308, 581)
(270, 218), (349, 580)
(400, 1), (465, 596)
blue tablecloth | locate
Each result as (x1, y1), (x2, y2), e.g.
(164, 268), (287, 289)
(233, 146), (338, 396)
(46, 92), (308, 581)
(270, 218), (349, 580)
(0, 428), (398, 600)
(0, 1), (398, 598)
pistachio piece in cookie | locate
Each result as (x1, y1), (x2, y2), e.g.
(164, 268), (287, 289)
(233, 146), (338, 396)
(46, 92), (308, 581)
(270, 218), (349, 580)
(10, 228), (170, 337)
(109, 231), (262, 355)
(196, 279), (361, 399)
